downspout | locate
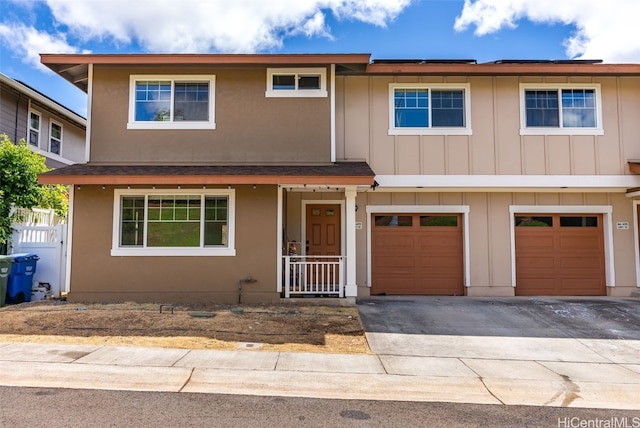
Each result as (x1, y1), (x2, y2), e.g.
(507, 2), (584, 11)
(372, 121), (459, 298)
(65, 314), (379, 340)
(330, 64), (336, 163)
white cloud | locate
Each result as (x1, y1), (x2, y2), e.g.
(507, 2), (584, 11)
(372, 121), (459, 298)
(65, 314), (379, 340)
(0, 23), (88, 70)
(41, 0), (410, 53)
(454, 0), (640, 63)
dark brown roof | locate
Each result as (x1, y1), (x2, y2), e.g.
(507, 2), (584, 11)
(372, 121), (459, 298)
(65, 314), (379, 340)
(39, 162), (375, 186)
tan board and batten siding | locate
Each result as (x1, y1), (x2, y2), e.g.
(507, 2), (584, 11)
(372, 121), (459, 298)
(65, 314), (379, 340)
(337, 74), (640, 297)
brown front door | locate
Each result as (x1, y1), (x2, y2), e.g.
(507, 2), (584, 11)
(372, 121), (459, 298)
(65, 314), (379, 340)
(306, 204), (341, 255)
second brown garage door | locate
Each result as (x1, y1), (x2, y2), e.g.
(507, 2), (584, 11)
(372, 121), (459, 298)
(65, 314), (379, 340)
(371, 213), (464, 295)
(515, 214), (606, 296)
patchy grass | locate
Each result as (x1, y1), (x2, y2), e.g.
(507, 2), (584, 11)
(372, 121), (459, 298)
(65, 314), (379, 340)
(0, 300), (370, 354)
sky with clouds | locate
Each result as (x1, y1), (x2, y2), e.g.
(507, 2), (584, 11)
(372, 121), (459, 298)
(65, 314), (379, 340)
(1, 0), (638, 116)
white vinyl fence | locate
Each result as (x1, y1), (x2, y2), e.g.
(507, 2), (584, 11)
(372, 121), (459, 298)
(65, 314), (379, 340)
(10, 224), (67, 298)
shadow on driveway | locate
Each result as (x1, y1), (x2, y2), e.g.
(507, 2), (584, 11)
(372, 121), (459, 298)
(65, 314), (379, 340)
(356, 296), (640, 340)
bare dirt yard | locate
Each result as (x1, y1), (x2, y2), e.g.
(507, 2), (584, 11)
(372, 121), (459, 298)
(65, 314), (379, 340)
(0, 300), (370, 354)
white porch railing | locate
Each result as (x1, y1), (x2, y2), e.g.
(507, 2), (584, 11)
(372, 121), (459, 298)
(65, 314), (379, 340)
(283, 256), (344, 298)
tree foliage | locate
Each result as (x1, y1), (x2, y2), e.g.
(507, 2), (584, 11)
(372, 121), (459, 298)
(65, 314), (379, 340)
(0, 134), (68, 248)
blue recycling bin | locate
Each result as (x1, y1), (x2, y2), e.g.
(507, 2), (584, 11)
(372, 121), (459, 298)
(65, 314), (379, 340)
(6, 253), (39, 304)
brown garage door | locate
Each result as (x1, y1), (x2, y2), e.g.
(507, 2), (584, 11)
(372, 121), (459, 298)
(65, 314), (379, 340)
(371, 213), (464, 295)
(515, 214), (605, 296)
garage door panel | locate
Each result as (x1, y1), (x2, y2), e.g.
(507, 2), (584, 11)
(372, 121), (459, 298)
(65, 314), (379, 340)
(416, 279), (464, 295)
(561, 279), (604, 294)
(372, 256), (415, 270)
(371, 213), (463, 295)
(559, 256), (603, 270)
(517, 256), (556, 269)
(374, 233), (415, 249)
(516, 213), (605, 296)
(374, 276), (418, 294)
(515, 278), (558, 295)
(417, 255), (462, 270)
(515, 235), (555, 250)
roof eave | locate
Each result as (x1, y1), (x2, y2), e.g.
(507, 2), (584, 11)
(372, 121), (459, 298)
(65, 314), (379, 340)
(365, 63), (640, 76)
(38, 174), (375, 186)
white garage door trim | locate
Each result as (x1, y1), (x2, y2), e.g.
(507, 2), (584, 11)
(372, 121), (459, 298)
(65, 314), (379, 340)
(634, 200), (640, 288)
(509, 205), (614, 289)
(366, 205), (470, 289)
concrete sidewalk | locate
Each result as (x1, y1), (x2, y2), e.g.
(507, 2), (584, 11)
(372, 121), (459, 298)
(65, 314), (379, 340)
(1, 334), (639, 410)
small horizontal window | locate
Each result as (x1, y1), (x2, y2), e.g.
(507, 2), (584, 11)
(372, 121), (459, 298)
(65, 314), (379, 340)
(515, 216), (553, 227)
(374, 215), (413, 227)
(388, 84), (472, 136)
(266, 68), (327, 98)
(420, 216), (458, 226)
(560, 216), (598, 227)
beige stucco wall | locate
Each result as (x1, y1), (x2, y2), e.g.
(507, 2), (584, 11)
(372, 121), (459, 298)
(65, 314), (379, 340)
(336, 75), (640, 176)
(68, 185), (280, 304)
(90, 66), (331, 163)
(356, 191), (639, 298)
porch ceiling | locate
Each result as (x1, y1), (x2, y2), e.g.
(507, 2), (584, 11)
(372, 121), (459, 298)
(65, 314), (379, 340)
(38, 162), (375, 186)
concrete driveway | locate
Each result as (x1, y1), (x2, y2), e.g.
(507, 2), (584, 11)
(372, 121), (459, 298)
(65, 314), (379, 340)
(354, 296), (640, 410)
(356, 296), (640, 340)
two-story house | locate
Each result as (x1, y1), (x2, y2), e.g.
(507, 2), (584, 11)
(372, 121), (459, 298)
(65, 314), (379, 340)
(0, 72), (86, 167)
(38, 54), (640, 303)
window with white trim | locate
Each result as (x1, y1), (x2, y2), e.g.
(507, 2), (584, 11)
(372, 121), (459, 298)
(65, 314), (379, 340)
(28, 110), (41, 147)
(112, 189), (235, 256)
(388, 83), (472, 135)
(127, 75), (216, 129)
(520, 84), (603, 135)
(49, 121), (62, 155)
(266, 68), (327, 97)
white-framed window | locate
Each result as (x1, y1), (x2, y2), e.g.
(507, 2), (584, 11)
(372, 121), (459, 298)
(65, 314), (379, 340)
(111, 188), (235, 256)
(388, 83), (472, 135)
(519, 83), (603, 135)
(127, 75), (216, 130)
(49, 121), (63, 155)
(28, 110), (41, 147)
(265, 68), (327, 98)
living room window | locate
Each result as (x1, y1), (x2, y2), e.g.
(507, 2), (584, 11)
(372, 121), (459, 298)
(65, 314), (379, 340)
(520, 84), (603, 135)
(49, 121), (62, 155)
(388, 83), (472, 135)
(127, 75), (216, 130)
(112, 189), (235, 256)
(28, 110), (41, 147)
(266, 68), (327, 97)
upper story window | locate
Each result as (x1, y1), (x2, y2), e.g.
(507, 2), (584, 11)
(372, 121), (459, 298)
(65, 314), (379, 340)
(28, 110), (41, 147)
(265, 68), (327, 98)
(112, 188), (235, 257)
(388, 83), (472, 136)
(49, 121), (62, 155)
(128, 75), (216, 130)
(520, 84), (603, 135)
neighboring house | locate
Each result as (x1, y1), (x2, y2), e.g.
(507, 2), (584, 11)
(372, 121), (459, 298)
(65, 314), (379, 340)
(0, 72), (86, 167)
(38, 54), (640, 303)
